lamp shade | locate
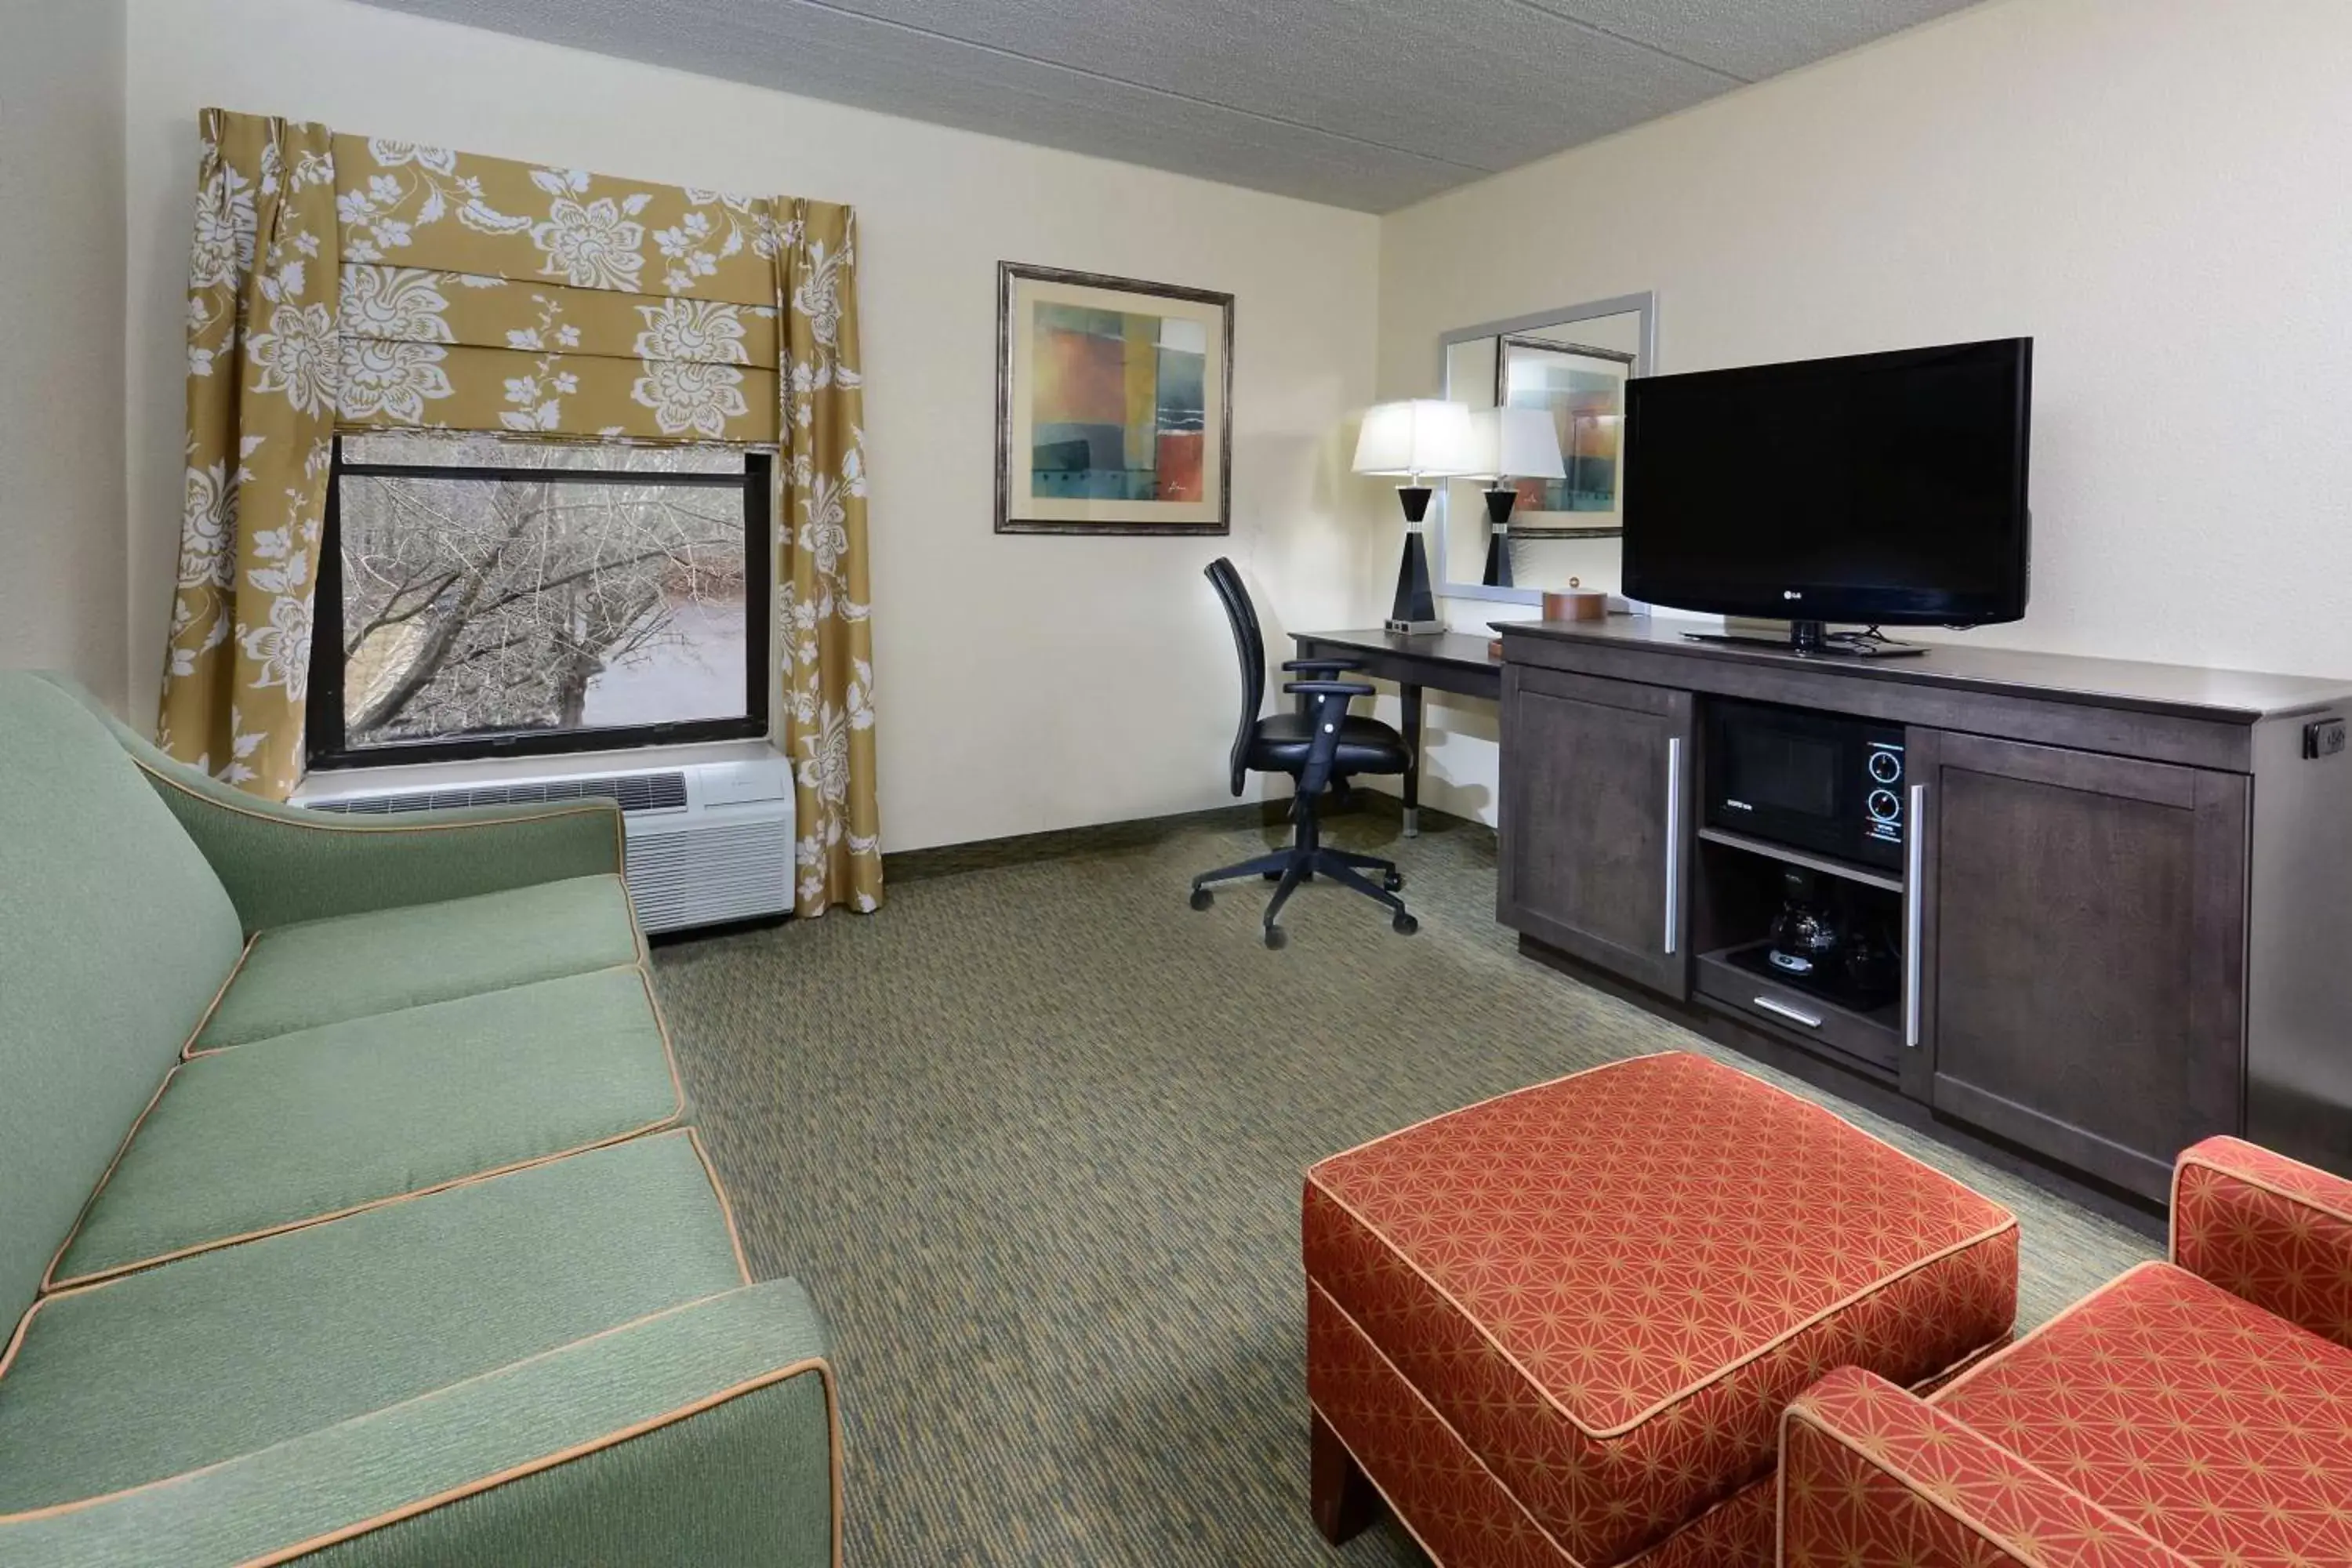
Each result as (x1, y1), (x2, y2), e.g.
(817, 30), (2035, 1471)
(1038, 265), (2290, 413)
(1352, 399), (1476, 479)
(1465, 405), (1567, 482)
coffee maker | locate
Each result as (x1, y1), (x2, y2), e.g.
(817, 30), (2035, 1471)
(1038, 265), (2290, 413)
(1766, 866), (1900, 1006)
(1766, 867), (1839, 981)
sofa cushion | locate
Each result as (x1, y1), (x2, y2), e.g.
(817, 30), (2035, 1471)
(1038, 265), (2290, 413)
(0, 1283), (837, 1566)
(0, 675), (243, 1334)
(1305, 1051), (2019, 1566)
(50, 967), (685, 1287)
(0, 1130), (746, 1516)
(1931, 1260), (2352, 1567)
(195, 873), (644, 1050)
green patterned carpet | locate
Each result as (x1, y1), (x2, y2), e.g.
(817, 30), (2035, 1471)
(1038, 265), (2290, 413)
(650, 810), (2157, 1566)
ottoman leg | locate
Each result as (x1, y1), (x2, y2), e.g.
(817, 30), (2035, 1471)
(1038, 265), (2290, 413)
(1310, 1407), (1381, 1546)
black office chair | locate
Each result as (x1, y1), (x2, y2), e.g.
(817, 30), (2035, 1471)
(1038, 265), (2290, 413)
(1189, 558), (1417, 948)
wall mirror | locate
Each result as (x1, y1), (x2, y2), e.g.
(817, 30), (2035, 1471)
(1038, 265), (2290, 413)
(1434, 292), (1655, 608)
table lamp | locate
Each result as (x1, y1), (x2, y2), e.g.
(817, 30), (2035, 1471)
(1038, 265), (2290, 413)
(1353, 399), (1475, 634)
(1465, 405), (1566, 588)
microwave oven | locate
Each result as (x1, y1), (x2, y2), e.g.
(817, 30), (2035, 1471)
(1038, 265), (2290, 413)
(1704, 699), (1907, 871)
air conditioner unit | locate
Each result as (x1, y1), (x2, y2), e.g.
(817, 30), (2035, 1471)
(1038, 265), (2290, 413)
(299, 747), (796, 935)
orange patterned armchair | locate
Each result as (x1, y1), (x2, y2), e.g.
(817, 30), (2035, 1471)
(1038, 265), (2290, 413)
(1779, 1137), (2352, 1568)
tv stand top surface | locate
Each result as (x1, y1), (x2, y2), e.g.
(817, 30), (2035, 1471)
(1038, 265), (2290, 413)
(1684, 624), (1929, 659)
(1496, 615), (2352, 725)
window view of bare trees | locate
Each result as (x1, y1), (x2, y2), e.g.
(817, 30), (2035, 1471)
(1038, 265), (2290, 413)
(335, 433), (753, 746)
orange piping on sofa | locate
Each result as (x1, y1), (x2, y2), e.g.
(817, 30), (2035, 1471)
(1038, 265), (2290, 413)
(45, 966), (691, 1290)
(237, 1356), (843, 1568)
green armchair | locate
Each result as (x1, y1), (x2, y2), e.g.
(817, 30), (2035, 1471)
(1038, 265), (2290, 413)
(0, 673), (839, 1566)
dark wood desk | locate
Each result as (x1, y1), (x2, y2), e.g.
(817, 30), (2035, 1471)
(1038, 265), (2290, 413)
(1292, 628), (1503, 836)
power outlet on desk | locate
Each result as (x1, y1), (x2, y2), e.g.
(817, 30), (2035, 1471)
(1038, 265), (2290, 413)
(2305, 717), (2347, 760)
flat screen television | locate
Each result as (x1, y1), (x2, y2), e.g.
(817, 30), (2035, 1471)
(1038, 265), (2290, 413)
(1621, 338), (2031, 654)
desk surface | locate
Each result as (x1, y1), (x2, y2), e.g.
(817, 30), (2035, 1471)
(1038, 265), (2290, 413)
(1294, 630), (1498, 827)
(1294, 628), (1502, 673)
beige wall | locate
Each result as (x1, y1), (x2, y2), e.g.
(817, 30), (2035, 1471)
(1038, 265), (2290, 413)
(1, 0), (127, 708)
(98, 0), (2352, 842)
(1374, 0), (2352, 824)
(122, 0), (1381, 851)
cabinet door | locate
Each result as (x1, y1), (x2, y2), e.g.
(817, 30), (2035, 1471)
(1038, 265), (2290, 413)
(1913, 730), (2247, 1201)
(1498, 666), (1693, 998)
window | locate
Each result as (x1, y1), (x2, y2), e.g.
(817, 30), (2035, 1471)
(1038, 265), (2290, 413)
(307, 432), (771, 768)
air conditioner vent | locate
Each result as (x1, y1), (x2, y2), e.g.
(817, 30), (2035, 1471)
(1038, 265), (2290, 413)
(311, 771), (688, 815)
(623, 818), (796, 931)
(299, 756), (789, 934)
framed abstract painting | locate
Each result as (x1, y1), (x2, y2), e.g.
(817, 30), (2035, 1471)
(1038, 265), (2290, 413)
(1494, 333), (1635, 539)
(996, 263), (1234, 535)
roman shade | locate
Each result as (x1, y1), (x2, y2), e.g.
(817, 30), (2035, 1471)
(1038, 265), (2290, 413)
(331, 136), (782, 443)
(158, 110), (883, 916)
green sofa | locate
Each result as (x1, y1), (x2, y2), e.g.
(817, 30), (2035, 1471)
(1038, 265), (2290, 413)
(0, 672), (838, 1566)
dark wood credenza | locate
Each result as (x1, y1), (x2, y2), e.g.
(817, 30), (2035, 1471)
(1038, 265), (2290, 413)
(1496, 617), (2352, 1208)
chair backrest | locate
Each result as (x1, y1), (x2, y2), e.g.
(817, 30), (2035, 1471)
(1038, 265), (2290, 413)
(0, 674), (243, 1327)
(1205, 557), (1265, 796)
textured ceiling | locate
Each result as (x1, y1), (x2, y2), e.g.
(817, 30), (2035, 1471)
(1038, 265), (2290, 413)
(350, 0), (1982, 212)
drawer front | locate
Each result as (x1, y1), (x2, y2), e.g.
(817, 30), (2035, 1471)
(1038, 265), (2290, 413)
(1693, 951), (1901, 1075)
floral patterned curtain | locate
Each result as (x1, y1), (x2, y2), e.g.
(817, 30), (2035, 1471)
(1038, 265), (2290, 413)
(776, 201), (881, 915)
(159, 110), (884, 911)
(160, 110), (340, 795)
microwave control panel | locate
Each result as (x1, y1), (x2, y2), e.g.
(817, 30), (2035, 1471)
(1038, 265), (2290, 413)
(1864, 742), (1905, 848)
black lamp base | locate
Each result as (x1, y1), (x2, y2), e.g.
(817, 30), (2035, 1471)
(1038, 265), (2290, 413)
(1482, 486), (1516, 587)
(1387, 532), (1440, 633)
(1387, 487), (1440, 634)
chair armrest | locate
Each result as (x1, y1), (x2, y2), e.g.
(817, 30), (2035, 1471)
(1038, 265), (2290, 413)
(1780, 1367), (2190, 1568)
(2172, 1135), (2352, 1349)
(0, 1281), (838, 1568)
(1283, 681), (1374, 797)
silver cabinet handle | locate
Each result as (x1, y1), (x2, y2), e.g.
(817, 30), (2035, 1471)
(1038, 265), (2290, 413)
(1753, 995), (1823, 1029)
(1663, 735), (1682, 955)
(1904, 782), (1927, 1047)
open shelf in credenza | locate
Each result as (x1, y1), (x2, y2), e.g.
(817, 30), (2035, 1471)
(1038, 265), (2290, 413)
(1694, 825), (1903, 893)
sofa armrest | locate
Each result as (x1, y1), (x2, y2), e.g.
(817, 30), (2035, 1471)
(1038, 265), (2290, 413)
(1780, 1367), (2190, 1568)
(0, 1281), (837, 1568)
(33, 671), (626, 931)
(143, 760), (627, 932)
(2172, 1135), (2352, 1350)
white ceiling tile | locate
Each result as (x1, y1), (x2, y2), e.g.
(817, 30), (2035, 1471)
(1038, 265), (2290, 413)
(805, 0), (1742, 171)
(1537, 0), (1980, 82)
(349, 0), (1987, 209)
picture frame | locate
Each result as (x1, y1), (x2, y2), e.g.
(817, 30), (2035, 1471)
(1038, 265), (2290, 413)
(995, 262), (1234, 535)
(1494, 333), (1635, 539)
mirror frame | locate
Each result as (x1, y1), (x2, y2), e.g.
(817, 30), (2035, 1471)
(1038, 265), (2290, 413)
(1432, 291), (1657, 607)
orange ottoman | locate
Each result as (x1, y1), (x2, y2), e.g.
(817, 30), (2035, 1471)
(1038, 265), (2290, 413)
(1303, 1051), (2019, 1568)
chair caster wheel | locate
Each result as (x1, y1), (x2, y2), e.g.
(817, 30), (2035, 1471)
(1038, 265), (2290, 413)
(1392, 912), (1418, 936)
(1383, 870), (1405, 892)
(1264, 924), (1288, 950)
(1189, 887), (1213, 911)
(1262, 870), (1282, 881)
